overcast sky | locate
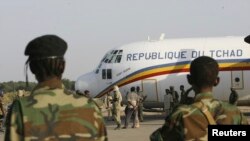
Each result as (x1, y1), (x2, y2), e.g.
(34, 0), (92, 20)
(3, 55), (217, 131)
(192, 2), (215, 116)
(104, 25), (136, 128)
(0, 0), (250, 82)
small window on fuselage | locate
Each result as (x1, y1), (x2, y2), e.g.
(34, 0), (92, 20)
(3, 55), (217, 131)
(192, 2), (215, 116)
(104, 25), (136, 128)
(107, 69), (112, 79)
(102, 69), (106, 79)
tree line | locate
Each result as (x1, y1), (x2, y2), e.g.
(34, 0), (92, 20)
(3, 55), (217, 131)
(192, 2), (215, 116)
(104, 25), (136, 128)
(0, 79), (75, 93)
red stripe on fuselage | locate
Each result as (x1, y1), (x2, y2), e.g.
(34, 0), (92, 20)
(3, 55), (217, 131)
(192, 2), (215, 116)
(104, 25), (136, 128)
(95, 66), (250, 98)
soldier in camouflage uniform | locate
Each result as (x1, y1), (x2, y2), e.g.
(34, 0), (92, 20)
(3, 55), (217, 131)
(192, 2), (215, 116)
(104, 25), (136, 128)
(136, 86), (147, 122)
(112, 85), (122, 130)
(150, 56), (248, 141)
(4, 35), (108, 141)
(104, 92), (113, 121)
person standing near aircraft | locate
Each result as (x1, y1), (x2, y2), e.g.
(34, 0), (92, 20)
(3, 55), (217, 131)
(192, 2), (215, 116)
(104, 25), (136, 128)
(75, 90), (84, 95)
(136, 86), (147, 122)
(179, 86), (194, 105)
(229, 87), (238, 105)
(76, 35), (250, 109)
(112, 85), (122, 130)
(84, 90), (90, 97)
(183, 87), (194, 105)
(150, 56), (248, 141)
(163, 89), (173, 116)
(179, 85), (186, 104)
(4, 35), (107, 141)
(169, 86), (179, 107)
(104, 92), (113, 121)
(123, 87), (140, 129)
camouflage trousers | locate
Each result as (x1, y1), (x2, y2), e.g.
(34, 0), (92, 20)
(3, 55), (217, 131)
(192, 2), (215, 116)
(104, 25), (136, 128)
(138, 104), (144, 121)
(112, 108), (121, 125)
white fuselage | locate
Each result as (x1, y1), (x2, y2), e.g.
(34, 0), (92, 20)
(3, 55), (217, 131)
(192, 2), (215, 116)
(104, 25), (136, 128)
(75, 36), (250, 108)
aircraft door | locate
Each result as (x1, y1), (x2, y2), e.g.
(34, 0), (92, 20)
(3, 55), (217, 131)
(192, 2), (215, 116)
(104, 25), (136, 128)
(142, 79), (158, 101)
(231, 70), (244, 89)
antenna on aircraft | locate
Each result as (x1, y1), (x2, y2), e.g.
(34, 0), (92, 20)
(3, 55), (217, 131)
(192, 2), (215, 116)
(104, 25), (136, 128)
(159, 33), (165, 40)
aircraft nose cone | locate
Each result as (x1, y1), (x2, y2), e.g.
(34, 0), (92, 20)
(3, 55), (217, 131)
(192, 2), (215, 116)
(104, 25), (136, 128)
(75, 72), (98, 96)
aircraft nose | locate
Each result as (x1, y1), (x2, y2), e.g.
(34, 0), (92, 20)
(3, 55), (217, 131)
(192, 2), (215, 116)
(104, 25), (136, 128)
(75, 72), (98, 96)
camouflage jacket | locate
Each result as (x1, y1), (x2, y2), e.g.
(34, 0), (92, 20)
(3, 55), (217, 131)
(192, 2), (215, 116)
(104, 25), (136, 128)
(5, 79), (108, 141)
(150, 92), (248, 141)
(113, 90), (122, 109)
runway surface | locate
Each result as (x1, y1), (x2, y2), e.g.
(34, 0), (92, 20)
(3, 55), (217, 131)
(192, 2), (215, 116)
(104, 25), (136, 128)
(104, 112), (165, 141)
(0, 106), (249, 141)
(104, 107), (250, 141)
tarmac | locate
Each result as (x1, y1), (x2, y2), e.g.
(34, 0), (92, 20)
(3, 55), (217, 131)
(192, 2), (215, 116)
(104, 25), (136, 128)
(0, 106), (249, 141)
(104, 111), (165, 141)
(104, 107), (250, 141)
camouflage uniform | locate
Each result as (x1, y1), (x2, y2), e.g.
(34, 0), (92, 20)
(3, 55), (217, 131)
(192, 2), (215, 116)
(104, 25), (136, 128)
(137, 91), (146, 122)
(104, 94), (113, 120)
(150, 92), (248, 141)
(5, 79), (108, 141)
(112, 88), (122, 129)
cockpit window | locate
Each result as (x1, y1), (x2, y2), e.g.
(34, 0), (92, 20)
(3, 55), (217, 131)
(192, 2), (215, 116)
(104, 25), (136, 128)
(113, 50), (118, 54)
(95, 63), (102, 74)
(96, 54), (108, 74)
(115, 50), (123, 63)
(96, 50), (123, 73)
(102, 50), (123, 64)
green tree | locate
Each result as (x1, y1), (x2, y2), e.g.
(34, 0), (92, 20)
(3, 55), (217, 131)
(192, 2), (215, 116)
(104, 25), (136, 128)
(0, 81), (36, 92)
(0, 79), (74, 93)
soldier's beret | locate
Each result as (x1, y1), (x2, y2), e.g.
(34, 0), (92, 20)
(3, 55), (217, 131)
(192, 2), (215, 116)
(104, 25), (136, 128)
(244, 35), (250, 44)
(25, 35), (67, 59)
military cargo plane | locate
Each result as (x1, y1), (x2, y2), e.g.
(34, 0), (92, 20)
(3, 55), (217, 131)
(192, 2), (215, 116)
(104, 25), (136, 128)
(75, 34), (250, 108)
